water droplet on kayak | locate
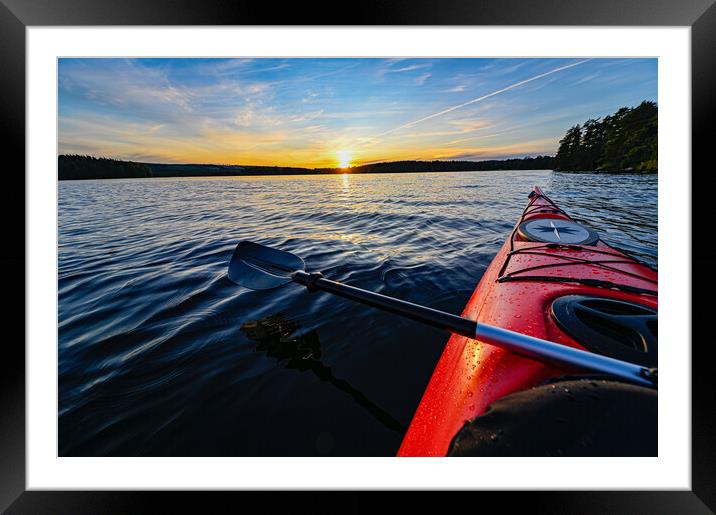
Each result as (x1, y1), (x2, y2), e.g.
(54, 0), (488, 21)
(467, 391), (473, 397)
(514, 313), (521, 318)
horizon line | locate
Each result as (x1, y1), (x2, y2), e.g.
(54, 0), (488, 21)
(57, 153), (557, 170)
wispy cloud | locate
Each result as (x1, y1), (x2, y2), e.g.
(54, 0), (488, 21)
(375, 59), (591, 138)
(391, 63), (431, 73)
(415, 73), (431, 86)
(245, 63), (291, 74)
(445, 85), (466, 93)
(302, 89), (319, 103)
(376, 60), (433, 80)
(288, 109), (325, 123)
(573, 73), (600, 86)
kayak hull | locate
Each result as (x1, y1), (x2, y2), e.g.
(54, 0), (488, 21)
(397, 187), (658, 457)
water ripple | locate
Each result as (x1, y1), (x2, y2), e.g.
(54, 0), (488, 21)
(58, 170), (657, 456)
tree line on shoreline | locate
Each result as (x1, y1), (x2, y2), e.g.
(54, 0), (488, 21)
(59, 155), (152, 180)
(319, 156), (556, 173)
(554, 101), (657, 172)
(58, 155), (557, 180)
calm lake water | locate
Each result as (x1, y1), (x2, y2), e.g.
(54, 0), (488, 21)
(58, 170), (657, 456)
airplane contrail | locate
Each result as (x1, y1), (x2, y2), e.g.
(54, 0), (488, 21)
(375, 59), (591, 138)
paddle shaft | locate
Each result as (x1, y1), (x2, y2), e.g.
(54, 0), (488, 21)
(292, 271), (655, 388)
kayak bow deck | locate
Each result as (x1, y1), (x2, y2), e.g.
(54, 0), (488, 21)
(397, 186), (658, 457)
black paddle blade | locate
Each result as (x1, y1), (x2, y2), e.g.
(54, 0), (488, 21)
(228, 241), (305, 290)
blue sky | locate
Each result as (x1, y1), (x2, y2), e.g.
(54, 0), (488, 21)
(58, 57), (657, 168)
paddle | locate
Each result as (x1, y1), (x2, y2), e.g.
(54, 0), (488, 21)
(228, 241), (657, 388)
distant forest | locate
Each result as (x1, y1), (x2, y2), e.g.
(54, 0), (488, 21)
(326, 156), (556, 173)
(58, 155), (556, 180)
(555, 101), (657, 172)
(59, 155), (152, 180)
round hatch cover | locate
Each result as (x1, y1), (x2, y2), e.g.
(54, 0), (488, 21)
(518, 218), (599, 245)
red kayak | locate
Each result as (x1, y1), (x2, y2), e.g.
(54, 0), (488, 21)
(398, 186), (658, 457)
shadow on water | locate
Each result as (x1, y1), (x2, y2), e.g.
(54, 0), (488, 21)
(241, 313), (406, 435)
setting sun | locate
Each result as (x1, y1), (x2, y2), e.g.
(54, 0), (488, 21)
(337, 150), (352, 169)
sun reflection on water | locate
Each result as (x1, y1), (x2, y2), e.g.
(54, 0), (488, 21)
(341, 172), (350, 192)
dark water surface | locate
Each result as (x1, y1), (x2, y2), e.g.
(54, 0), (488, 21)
(58, 170), (657, 456)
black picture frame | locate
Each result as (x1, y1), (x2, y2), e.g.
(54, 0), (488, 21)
(2, 0), (714, 512)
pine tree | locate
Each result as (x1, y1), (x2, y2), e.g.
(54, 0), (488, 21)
(556, 102), (657, 172)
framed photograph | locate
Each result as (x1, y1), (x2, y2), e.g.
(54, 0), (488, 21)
(3, 0), (714, 512)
